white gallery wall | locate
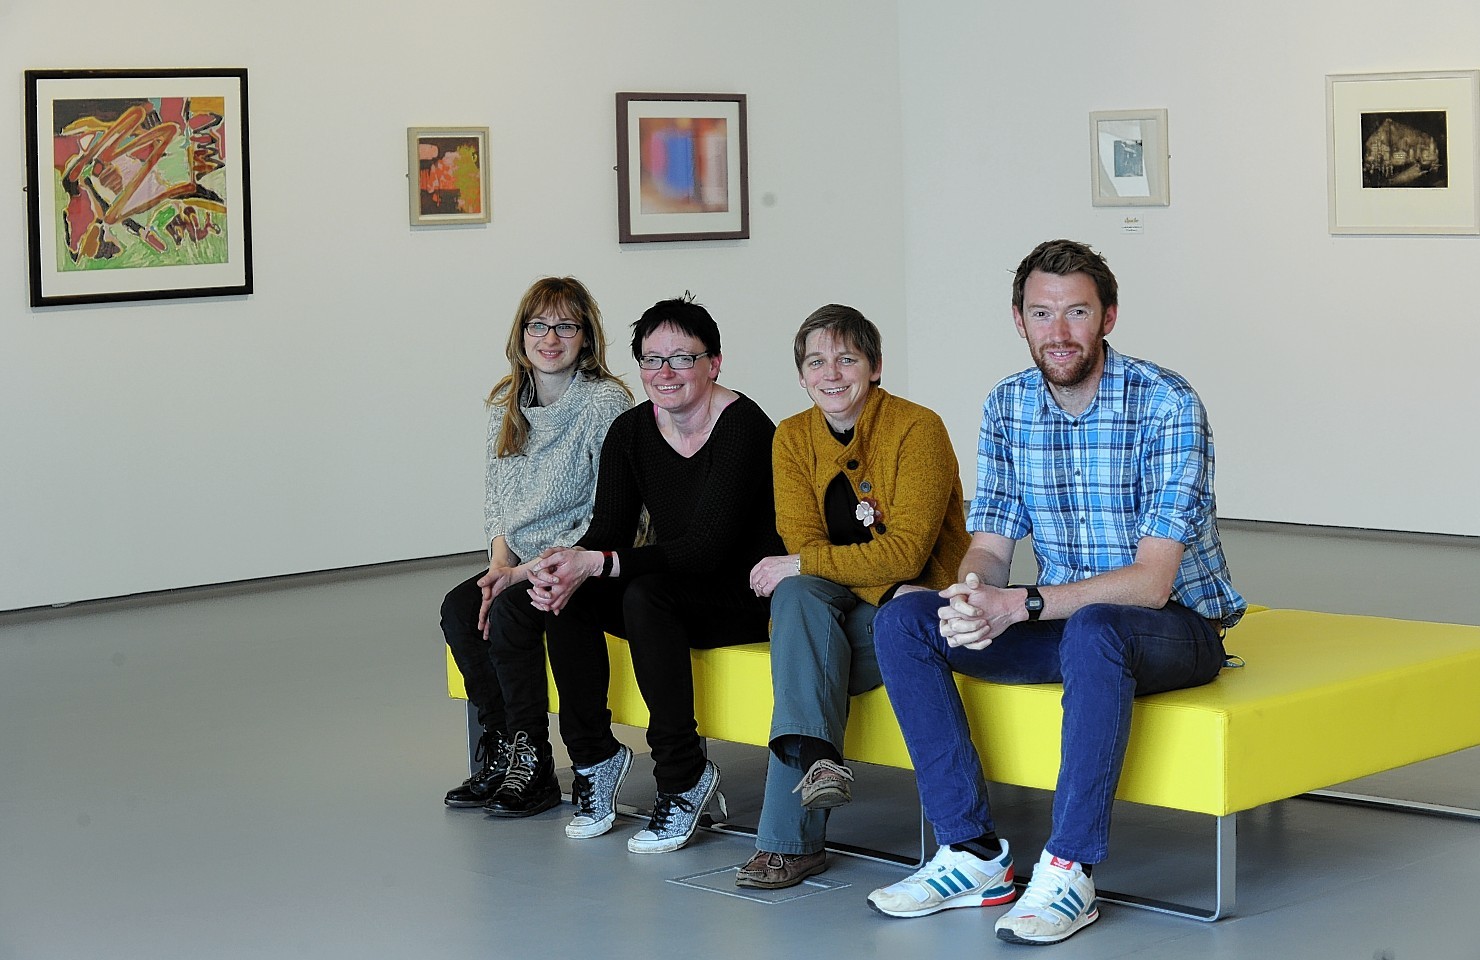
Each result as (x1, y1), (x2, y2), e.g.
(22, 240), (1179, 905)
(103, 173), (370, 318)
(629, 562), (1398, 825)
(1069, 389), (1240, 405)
(899, 0), (1480, 538)
(7, 1), (1480, 615)
(0, 1), (906, 610)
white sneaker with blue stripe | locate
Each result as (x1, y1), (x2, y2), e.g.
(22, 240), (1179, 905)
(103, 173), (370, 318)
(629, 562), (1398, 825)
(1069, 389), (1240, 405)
(994, 850), (1098, 945)
(867, 840), (1016, 918)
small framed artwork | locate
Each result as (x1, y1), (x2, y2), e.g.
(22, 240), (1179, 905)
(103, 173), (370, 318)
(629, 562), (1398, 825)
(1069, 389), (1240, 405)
(24, 68), (253, 307)
(1089, 109), (1170, 207)
(1326, 70), (1480, 235)
(408, 127), (491, 226)
(615, 93), (749, 243)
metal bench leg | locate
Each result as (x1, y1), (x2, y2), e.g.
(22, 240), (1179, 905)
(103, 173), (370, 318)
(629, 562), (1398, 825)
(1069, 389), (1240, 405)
(1091, 812), (1236, 922)
(466, 700), (481, 775)
(1299, 789), (1480, 822)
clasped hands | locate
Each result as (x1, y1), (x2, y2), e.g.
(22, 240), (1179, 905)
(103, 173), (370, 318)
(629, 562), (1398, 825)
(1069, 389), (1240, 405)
(525, 546), (602, 615)
(936, 573), (1027, 649)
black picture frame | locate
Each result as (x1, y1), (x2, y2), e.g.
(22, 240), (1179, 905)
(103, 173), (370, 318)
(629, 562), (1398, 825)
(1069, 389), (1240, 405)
(24, 68), (254, 307)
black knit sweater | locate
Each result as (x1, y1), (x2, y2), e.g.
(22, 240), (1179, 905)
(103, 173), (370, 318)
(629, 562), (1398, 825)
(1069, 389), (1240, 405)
(579, 394), (784, 585)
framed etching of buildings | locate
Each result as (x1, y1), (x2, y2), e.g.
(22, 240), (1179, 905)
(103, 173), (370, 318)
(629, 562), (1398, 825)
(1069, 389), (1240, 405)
(1326, 70), (1480, 235)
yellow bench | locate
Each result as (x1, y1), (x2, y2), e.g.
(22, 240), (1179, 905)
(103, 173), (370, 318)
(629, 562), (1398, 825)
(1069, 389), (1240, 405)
(446, 607), (1480, 919)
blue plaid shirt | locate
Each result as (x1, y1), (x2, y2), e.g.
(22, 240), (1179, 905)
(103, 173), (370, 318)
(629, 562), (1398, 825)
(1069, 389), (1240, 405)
(968, 344), (1246, 627)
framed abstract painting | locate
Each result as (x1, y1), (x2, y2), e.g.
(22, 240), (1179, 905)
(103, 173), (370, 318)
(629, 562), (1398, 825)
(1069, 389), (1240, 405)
(615, 93), (749, 243)
(24, 68), (253, 307)
(408, 127), (491, 226)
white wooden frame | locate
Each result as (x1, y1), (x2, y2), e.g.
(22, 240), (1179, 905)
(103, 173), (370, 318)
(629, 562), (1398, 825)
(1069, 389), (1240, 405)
(1090, 108), (1170, 207)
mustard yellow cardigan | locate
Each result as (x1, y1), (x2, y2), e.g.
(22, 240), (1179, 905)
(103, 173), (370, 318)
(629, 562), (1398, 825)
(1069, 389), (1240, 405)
(774, 387), (970, 606)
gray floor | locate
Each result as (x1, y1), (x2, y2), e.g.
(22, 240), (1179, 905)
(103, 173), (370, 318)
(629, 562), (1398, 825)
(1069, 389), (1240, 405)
(2, 557), (1476, 960)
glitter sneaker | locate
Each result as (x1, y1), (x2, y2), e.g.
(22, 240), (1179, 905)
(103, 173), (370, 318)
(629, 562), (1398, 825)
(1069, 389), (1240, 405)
(627, 760), (722, 854)
(565, 744), (633, 839)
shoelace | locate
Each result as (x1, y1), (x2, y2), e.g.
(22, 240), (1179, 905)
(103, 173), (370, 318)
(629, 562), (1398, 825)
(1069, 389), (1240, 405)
(644, 779), (727, 830)
(793, 760), (854, 793)
(570, 773), (596, 815)
(470, 733), (510, 784)
(1017, 868), (1070, 912)
(645, 791), (696, 830)
(500, 733), (538, 792)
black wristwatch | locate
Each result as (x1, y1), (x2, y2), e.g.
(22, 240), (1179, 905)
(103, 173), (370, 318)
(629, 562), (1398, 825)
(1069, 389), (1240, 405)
(1022, 585), (1044, 621)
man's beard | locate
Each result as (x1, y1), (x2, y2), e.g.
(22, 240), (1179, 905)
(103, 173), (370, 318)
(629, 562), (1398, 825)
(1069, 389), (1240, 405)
(1031, 338), (1103, 388)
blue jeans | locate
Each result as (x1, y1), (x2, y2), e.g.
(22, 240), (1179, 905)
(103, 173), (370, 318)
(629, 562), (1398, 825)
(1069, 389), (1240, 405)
(757, 576), (881, 854)
(873, 591), (1225, 864)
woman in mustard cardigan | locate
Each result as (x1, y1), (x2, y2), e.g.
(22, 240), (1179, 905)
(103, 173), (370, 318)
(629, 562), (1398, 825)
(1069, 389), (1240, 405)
(735, 304), (970, 890)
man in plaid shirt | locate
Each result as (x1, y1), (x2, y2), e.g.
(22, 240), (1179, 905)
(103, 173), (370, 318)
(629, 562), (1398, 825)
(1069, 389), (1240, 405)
(865, 239), (1246, 946)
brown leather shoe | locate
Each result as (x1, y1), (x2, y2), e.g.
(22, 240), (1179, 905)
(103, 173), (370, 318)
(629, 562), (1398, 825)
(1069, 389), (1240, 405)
(735, 849), (828, 889)
(791, 758), (854, 810)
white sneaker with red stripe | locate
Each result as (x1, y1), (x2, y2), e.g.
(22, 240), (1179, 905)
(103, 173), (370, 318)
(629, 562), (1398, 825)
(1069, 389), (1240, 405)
(994, 850), (1099, 945)
(866, 840), (1016, 918)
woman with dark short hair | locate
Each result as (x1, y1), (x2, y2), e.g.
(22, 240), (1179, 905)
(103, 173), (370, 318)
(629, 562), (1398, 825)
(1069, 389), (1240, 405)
(519, 295), (783, 854)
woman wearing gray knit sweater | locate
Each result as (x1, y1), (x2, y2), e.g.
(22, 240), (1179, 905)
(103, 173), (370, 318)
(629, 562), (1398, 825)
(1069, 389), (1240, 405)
(441, 277), (631, 816)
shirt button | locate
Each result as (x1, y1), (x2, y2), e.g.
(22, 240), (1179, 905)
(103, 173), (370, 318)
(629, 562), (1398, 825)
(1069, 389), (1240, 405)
(847, 459), (859, 470)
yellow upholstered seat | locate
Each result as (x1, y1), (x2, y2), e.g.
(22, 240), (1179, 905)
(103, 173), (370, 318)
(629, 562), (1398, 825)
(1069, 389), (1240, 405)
(447, 608), (1480, 818)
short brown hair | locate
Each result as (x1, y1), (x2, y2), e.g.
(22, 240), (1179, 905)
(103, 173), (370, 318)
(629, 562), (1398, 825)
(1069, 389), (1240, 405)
(792, 304), (883, 383)
(1011, 240), (1118, 313)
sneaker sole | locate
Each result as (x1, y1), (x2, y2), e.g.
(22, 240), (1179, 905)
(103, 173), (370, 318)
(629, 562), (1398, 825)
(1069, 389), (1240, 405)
(995, 905), (1098, 945)
(867, 883), (1017, 918)
(484, 787), (562, 819)
(626, 766), (720, 854)
(565, 747), (633, 839)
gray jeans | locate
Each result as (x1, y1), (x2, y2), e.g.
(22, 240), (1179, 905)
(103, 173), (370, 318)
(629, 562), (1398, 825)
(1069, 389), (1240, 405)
(756, 575), (883, 853)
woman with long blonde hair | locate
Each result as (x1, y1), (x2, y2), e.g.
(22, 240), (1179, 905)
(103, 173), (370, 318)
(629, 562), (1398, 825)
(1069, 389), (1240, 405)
(441, 276), (631, 816)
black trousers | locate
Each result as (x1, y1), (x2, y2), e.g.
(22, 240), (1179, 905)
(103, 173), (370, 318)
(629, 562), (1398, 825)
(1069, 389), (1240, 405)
(441, 571), (553, 754)
(539, 573), (771, 794)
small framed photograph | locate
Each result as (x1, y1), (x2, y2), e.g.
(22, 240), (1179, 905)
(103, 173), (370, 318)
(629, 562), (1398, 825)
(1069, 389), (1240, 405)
(615, 93), (749, 243)
(24, 68), (253, 307)
(1089, 109), (1170, 207)
(1326, 70), (1480, 235)
(408, 127), (491, 226)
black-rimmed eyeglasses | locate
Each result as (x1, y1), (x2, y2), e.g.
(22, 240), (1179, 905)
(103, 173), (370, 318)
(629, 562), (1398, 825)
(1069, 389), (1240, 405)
(524, 321), (582, 339)
(637, 352), (710, 370)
